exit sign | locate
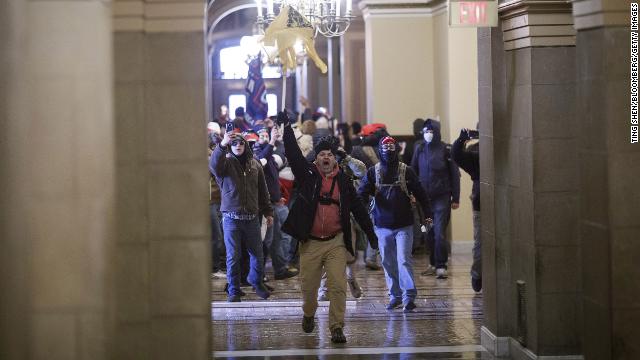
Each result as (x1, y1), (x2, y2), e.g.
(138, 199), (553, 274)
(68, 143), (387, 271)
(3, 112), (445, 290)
(449, 0), (498, 27)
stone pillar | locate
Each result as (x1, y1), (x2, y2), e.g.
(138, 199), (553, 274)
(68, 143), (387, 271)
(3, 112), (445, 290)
(112, 1), (211, 359)
(0, 0), (28, 357)
(480, 0), (583, 357)
(573, 1), (639, 359)
(1, 0), (115, 358)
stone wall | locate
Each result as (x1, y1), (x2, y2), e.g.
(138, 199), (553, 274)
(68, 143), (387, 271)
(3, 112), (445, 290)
(113, 29), (211, 360)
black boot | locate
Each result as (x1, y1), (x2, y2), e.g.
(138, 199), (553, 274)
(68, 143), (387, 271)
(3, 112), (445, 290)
(302, 316), (315, 333)
(330, 327), (347, 343)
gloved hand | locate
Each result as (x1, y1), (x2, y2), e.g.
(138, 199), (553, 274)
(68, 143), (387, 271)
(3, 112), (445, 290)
(459, 128), (470, 141)
(276, 111), (290, 126)
(335, 148), (347, 162)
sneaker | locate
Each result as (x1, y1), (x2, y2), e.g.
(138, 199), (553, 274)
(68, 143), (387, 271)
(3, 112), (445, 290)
(302, 316), (315, 333)
(365, 260), (381, 271)
(386, 298), (402, 310)
(317, 293), (329, 301)
(421, 265), (436, 276)
(472, 277), (482, 292)
(348, 279), (363, 299)
(227, 294), (241, 302)
(211, 270), (226, 279)
(254, 283), (271, 299)
(403, 301), (416, 313)
(274, 269), (298, 280)
(330, 327), (347, 343)
(436, 268), (448, 279)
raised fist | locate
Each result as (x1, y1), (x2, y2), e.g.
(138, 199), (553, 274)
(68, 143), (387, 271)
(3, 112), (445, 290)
(276, 111), (290, 126)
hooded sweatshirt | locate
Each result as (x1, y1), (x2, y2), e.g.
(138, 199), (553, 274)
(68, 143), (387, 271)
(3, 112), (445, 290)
(209, 140), (273, 218)
(410, 119), (461, 203)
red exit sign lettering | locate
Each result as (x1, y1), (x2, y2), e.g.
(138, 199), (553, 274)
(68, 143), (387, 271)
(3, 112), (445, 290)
(459, 2), (487, 25)
(449, 0), (498, 28)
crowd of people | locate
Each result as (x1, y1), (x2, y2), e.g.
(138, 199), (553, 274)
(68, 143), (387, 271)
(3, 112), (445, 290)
(207, 100), (481, 344)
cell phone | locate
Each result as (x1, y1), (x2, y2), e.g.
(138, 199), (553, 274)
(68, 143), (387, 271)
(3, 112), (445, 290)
(468, 130), (479, 139)
(226, 122), (234, 133)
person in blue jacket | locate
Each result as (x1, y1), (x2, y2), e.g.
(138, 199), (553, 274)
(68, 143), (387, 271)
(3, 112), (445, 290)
(411, 119), (460, 279)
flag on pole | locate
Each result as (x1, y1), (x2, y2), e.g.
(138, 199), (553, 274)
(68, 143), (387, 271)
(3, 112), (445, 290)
(245, 54), (269, 121)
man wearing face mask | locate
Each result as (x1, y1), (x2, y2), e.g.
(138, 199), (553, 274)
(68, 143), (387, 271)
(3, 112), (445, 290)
(358, 136), (432, 312)
(278, 111), (378, 344)
(411, 118), (461, 279)
(253, 125), (298, 280)
(210, 131), (274, 302)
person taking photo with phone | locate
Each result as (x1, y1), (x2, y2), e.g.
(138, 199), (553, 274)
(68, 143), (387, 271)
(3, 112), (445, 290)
(209, 130), (274, 302)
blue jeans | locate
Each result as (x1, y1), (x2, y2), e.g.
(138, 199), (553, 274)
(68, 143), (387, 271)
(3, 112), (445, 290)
(223, 216), (264, 296)
(375, 225), (417, 304)
(263, 203), (292, 275)
(427, 194), (451, 269)
(210, 203), (224, 272)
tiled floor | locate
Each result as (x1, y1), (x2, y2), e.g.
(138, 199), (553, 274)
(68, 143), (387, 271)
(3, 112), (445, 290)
(212, 247), (495, 359)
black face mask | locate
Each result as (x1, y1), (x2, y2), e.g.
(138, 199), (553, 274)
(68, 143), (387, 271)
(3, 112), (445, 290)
(380, 150), (397, 164)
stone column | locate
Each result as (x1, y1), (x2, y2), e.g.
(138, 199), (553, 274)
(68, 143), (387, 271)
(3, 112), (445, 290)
(0, 0), (28, 357)
(480, 0), (583, 357)
(573, 0), (639, 359)
(1, 0), (115, 358)
(113, 1), (211, 359)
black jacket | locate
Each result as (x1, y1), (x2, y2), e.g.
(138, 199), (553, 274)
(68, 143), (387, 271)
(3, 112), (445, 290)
(254, 143), (282, 203)
(452, 136), (480, 211)
(281, 123), (378, 256)
(411, 120), (461, 203)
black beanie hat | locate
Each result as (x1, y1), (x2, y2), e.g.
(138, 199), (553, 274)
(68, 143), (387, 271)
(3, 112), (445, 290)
(314, 136), (338, 155)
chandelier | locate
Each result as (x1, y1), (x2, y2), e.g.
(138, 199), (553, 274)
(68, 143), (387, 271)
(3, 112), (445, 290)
(255, 0), (354, 38)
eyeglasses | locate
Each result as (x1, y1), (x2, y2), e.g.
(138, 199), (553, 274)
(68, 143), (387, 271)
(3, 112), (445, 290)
(381, 143), (396, 151)
(230, 140), (244, 146)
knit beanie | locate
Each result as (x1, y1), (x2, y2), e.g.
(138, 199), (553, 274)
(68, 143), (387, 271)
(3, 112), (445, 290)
(314, 136), (338, 155)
